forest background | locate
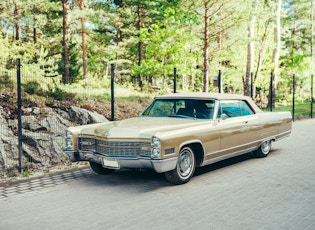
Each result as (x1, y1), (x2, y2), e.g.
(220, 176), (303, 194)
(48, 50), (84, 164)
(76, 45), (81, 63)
(0, 0), (314, 109)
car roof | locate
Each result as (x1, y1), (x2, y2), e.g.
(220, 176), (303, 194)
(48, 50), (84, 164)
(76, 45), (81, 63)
(155, 92), (251, 101)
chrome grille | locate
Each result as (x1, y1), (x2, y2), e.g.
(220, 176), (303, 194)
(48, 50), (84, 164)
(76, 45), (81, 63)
(78, 137), (95, 152)
(78, 137), (151, 157)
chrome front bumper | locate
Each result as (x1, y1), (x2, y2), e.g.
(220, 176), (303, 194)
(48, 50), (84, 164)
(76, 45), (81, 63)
(65, 150), (178, 173)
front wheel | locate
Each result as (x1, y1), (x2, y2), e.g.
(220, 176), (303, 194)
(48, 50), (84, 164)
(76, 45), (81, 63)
(89, 162), (115, 174)
(165, 146), (196, 185)
(254, 140), (272, 158)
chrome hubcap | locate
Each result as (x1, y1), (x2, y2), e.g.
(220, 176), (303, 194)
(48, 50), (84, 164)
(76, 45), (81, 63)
(178, 149), (193, 178)
(261, 141), (271, 154)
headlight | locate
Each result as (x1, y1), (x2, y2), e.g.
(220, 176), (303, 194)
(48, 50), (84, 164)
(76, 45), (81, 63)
(65, 130), (73, 151)
(151, 136), (160, 159)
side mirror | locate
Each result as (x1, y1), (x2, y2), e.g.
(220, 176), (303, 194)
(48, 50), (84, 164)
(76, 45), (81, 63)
(220, 113), (227, 121)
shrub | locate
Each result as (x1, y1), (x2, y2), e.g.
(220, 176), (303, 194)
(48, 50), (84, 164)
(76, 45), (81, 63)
(22, 81), (44, 95)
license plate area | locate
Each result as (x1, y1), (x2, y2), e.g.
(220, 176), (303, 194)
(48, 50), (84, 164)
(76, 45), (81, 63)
(102, 158), (119, 169)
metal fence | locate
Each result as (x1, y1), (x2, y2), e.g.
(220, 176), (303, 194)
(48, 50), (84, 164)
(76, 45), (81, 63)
(214, 70), (314, 119)
(0, 59), (314, 175)
(0, 58), (107, 174)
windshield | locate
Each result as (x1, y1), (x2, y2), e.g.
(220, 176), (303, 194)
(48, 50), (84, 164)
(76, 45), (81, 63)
(141, 98), (215, 119)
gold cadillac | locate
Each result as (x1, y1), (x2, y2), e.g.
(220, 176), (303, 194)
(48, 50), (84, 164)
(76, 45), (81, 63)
(65, 93), (292, 184)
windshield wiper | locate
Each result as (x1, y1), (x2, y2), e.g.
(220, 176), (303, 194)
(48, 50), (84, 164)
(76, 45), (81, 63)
(168, 114), (194, 119)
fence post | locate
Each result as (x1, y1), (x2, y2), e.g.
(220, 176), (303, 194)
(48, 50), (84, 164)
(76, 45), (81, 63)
(311, 74), (313, 119)
(111, 64), (115, 121)
(292, 74), (296, 121)
(218, 70), (222, 93)
(269, 72), (273, 112)
(174, 68), (177, 93)
(17, 58), (23, 173)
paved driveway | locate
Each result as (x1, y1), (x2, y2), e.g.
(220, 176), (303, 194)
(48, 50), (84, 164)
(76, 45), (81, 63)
(0, 119), (314, 230)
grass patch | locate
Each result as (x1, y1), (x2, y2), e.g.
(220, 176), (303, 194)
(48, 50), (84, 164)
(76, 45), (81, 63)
(262, 101), (314, 119)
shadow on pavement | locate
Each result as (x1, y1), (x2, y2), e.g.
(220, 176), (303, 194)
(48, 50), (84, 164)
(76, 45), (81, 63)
(79, 151), (269, 191)
(194, 152), (256, 177)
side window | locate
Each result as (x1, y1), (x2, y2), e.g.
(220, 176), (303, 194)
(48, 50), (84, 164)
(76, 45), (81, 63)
(218, 100), (254, 118)
(239, 100), (254, 116)
(222, 101), (241, 118)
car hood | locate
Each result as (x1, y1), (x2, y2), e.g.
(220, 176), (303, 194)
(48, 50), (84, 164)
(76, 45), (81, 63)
(80, 117), (211, 139)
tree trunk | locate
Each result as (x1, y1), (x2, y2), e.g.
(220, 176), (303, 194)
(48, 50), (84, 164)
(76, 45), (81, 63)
(33, 9), (37, 43)
(253, 21), (271, 98)
(271, 0), (281, 107)
(203, 1), (209, 93)
(311, 1), (314, 68)
(14, 3), (19, 41)
(137, 4), (143, 90)
(62, 0), (70, 84)
(80, 0), (88, 84)
(33, 27), (37, 43)
(245, 0), (257, 97)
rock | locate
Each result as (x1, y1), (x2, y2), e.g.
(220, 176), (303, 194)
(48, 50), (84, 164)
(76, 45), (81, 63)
(88, 110), (109, 123)
(0, 106), (19, 176)
(69, 106), (108, 124)
(0, 104), (108, 176)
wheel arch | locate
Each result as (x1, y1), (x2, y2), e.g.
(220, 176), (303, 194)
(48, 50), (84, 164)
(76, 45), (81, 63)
(258, 137), (276, 147)
(179, 141), (204, 167)
(259, 135), (276, 143)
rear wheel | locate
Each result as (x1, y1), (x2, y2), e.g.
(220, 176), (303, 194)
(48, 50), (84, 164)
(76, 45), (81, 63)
(165, 146), (196, 185)
(254, 140), (272, 158)
(89, 162), (115, 174)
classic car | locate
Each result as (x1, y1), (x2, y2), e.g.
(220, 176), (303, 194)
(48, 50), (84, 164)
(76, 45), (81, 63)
(65, 93), (292, 184)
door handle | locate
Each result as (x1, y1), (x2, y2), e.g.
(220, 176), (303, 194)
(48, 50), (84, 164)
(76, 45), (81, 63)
(242, 121), (250, 127)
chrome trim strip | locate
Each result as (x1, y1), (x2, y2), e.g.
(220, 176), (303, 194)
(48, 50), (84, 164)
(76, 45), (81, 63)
(207, 142), (258, 157)
(202, 146), (257, 167)
(274, 130), (291, 141)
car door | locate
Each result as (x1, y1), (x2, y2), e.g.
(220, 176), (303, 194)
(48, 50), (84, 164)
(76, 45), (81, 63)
(216, 100), (257, 156)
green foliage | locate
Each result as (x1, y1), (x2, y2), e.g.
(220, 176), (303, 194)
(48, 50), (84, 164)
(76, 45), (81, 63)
(21, 77), (77, 101)
(0, 73), (13, 88)
(22, 81), (44, 95)
(68, 38), (82, 83)
(0, 0), (313, 103)
(23, 169), (30, 177)
(47, 80), (75, 101)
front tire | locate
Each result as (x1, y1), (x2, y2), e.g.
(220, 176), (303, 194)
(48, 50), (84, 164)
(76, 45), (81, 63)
(254, 140), (272, 158)
(165, 146), (196, 185)
(89, 162), (115, 174)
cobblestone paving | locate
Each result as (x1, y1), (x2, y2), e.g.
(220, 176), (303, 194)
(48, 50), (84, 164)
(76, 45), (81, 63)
(0, 168), (93, 200)
(0, 120), (314, 230)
